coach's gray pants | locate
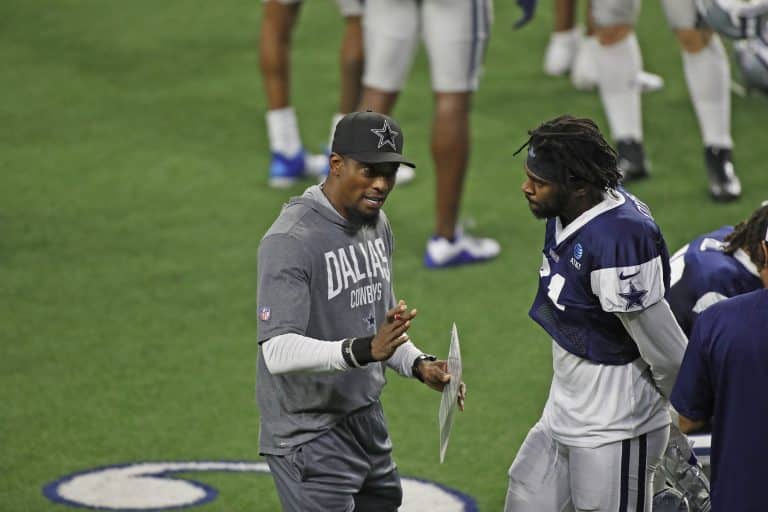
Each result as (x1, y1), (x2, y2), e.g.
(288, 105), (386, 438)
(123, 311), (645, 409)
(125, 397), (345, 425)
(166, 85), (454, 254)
(265, 401), (402, 512)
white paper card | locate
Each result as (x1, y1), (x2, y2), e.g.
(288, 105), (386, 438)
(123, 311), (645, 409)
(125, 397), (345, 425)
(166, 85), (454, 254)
(439, 322), (462, 463)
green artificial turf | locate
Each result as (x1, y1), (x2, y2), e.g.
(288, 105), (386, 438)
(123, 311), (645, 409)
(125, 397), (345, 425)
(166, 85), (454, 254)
(1, 0), (766, 510)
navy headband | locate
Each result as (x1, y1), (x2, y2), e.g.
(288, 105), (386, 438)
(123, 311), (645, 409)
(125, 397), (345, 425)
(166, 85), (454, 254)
(526, 146), (565, 183)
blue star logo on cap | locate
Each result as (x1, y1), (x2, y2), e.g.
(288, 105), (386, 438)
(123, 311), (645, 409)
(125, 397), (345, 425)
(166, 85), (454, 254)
(618, 281), (647, 310)
(371, 120), (399, 151)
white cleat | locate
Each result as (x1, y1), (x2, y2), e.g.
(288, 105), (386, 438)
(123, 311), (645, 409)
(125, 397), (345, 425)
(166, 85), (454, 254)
(636, 70), (664, 93)
(395, 164), (415, 186)
(544, 27), (582, 76)
(304, 153), (330, 177)
(571, 36), (599, 91)
(423, 229), (501, 269)
(571, 37), (665, 93)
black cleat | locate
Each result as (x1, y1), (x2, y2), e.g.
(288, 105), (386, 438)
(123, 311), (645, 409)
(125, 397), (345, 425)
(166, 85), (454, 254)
(705, 146), (741, 202)
(617, 139), (651, 183)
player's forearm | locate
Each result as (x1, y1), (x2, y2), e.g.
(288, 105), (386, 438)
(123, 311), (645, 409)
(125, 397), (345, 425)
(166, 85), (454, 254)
(385, 340), (423, 377)
(616, 299), (687, 398)
(261, 333), (350, 374)
(678, 414), (709, 434)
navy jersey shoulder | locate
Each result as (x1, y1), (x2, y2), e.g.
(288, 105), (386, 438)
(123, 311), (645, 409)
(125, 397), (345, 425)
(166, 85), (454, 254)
(530, 189), (670, 364)
(667, 226), (762, 336)
(581, 191), (666, 270)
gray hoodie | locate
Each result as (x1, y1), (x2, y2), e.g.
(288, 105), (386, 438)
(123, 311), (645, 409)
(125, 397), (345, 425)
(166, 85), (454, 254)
(256, 185), (397, 455)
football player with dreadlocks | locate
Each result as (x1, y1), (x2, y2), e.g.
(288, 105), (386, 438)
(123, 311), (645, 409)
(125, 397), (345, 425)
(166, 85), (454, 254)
(668, 202), (768, 336)
(505, 115), (690, 511)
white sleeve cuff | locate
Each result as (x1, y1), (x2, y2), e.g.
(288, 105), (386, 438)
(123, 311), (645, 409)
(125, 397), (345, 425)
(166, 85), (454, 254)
(385, 341), (424, 378)
(261, 333), (349, 375)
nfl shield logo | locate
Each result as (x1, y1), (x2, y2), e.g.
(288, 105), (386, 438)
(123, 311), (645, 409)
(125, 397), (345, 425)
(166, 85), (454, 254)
(259, 307), (271, 322)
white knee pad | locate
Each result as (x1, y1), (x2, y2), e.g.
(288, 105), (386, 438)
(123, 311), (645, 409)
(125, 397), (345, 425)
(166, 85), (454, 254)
(661, 0), (699, 29)
(592, 0), (641, 27)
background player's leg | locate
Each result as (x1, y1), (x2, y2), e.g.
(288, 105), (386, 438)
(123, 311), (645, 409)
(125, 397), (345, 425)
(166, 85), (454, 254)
(661, 0), (739, 201)
(504, 422), (574, 512)
(327, 0), (365, 149)
(593, 26), (647, 181)
(358, 0), (417, 185)
(338, 15), (364, 115)
(544, 0), (581, 77)
(431, 92), (470, 240)
(259, 0), (300, 111)
(421, 0), (499, 268)
(569, 426), (668, 512)
(357, 88), (400, 117)
(592, 0), (646, 182)
(259, 1), (325, 187)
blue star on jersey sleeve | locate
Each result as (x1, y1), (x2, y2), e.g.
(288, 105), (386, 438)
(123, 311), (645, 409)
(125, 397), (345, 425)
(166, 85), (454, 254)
(618, 281), (649, 310)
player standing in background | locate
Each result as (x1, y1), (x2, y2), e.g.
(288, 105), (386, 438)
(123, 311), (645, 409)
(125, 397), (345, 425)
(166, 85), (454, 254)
(670, 227), (768, 512)
(668, 202), (768, 335)
(505, 115), (689, 511)
(256, 111), (464, 511)
(542, 0), (663, 93)
(589, 0), (741, 201)
(259, 0), (364, 187)
(357, 0), (501, 269)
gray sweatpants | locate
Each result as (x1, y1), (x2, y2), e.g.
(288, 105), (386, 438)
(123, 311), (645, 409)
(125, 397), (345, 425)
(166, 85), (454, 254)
(265, 401), (402, 512)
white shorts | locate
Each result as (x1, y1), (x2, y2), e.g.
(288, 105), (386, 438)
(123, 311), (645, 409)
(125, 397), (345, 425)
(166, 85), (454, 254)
(262, 0), (362, 18)
(592, 0), (697, 29)
(362, 0), (493, 93)
(504, 421), (669, 512)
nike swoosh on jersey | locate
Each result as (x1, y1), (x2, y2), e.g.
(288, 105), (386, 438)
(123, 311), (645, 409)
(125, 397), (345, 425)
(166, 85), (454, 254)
(619, 270), (641, 280)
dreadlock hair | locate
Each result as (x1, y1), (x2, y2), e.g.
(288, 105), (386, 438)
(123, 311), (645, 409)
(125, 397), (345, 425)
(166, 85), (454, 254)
(723, 203), (768, 269)
(515, 115), (622, 200)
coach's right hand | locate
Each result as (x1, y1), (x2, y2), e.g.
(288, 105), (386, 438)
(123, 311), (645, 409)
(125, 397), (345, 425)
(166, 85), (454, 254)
(371, 300), (418, 361)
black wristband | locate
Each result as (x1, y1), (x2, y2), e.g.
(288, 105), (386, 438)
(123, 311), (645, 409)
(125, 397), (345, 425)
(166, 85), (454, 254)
(341, 338), (359, 368)
(412, 354), (437, 382)
(351, 336), (375, 366)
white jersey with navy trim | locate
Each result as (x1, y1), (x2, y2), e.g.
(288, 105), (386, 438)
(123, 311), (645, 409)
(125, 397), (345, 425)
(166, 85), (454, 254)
(532, 189), (672, 447)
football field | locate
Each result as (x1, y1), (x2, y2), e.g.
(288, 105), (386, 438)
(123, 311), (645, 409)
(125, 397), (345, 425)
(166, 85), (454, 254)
(2, 1), (766, 510)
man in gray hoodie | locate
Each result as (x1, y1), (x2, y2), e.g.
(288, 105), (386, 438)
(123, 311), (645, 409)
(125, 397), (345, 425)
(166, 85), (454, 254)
(256, 111), (464, 511)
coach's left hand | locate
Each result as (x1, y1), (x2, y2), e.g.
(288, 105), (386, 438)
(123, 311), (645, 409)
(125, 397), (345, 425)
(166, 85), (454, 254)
(417, 360), (466, 411)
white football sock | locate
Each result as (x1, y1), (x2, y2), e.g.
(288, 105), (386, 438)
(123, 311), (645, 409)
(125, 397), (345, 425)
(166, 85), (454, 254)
(328, 113), (344, 150)
(682, 35), (733, 149)
(596, 32), (643, 141)
(266, 107), (302, 156)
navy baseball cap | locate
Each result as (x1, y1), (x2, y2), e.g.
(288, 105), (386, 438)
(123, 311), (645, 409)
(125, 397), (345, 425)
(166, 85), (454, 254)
(331, 111), (416, 168)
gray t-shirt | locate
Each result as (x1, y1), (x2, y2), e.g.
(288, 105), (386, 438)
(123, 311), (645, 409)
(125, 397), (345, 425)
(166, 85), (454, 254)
(256, 185), (397, 455)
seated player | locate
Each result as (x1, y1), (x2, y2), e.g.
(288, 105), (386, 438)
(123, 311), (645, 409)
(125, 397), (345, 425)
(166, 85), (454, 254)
(668, 202), (768, 335)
